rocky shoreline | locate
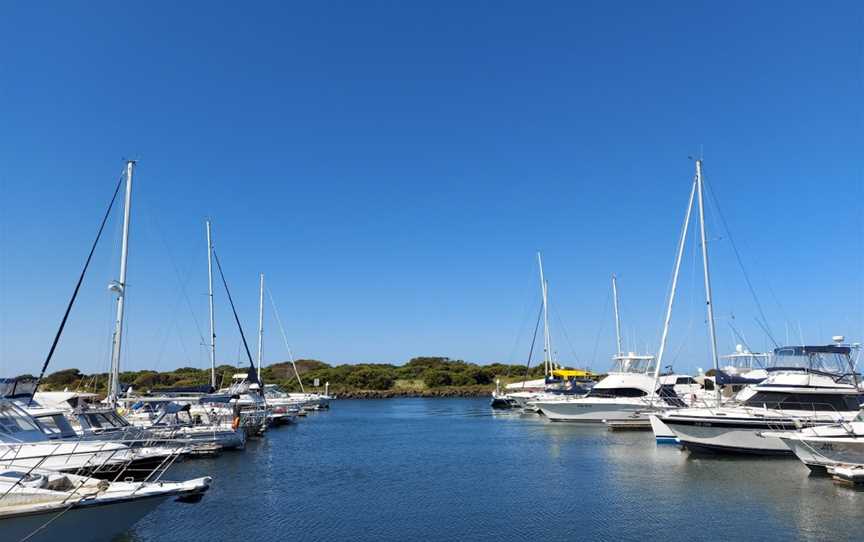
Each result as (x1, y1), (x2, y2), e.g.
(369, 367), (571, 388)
(332, 388), (492, 399)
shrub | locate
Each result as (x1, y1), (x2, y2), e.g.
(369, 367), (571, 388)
(423, 369), (452, 387)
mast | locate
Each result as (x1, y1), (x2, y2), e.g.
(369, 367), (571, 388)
(537, 252), (552, 376)
(653, 176), (697, 388)
(107, 160), (134, 406)
(611, 274), (623, 356)
(695, 159), (722, 405)
(206, 220), (216, 389)
(257, 273), (265, 383)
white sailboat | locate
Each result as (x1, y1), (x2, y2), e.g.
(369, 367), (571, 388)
(493, 253), (593, 411)
(0, 467), (210, 542)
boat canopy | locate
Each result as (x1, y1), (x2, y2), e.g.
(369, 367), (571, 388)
(504, 378), (546, 391)
(770, 344), (854, 374)
(0, 378), (37, 399)
(551, 369), (593, 379)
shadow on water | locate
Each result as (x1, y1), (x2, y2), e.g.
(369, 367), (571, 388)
(123, 398), (864, 542)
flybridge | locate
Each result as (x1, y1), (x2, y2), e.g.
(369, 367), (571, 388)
(774, 345), (852, 356)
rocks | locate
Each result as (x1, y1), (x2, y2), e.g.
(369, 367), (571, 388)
(333, 388), (492, 399)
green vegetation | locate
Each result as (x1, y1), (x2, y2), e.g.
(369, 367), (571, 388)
(26, 356), (551, 397)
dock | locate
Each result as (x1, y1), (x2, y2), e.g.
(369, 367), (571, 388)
(605, 419), (652, 431)
(828, 465), (864, 487)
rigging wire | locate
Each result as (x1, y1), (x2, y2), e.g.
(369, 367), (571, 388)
(589, 289), (611, 373)
(552, 304), (580, 367)
(266, 285), (305, 392)
(703, 174), (779, 347)
(139, 189), (207, 365)
(211, 249), (259, 382)
(521, 300), (545, 385)
(29, 168), (126, 404)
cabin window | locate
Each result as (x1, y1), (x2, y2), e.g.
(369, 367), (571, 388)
(589, 387), (647, 398)
(743, 392), (864, 412)
(37, 415), (66, 436)
(82, 414), (103, 429)
(675, 377), (696, 385)
(0, 404), (40, 434)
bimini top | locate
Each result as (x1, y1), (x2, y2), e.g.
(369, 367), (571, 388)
(770, 344), (854, 375)
(774, 345), (851, 356)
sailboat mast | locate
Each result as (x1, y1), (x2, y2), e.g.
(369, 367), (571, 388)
(695, 159), (721, 404)
(654, 177), (697, 386)
(108, 160), (134, 406)
(206, 220), (217, 389)
(257, 273), (265, 383)
(537, 252), (552, 376)
(611, 274), (623, 356)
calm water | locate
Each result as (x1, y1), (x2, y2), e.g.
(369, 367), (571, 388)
(125, 398), (863, 541)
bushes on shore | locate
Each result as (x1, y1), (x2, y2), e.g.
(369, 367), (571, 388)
(28, 355), (551, 395)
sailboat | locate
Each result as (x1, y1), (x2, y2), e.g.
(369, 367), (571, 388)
(0, 467), (210, 542)
(656, 160), (864, 454)
(491, 253), (593, 410)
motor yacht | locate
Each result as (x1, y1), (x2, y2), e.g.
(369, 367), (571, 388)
(531, 353), (673, 422)
(0, 399), (135, 476)
(660, 343), (864, 455)
(125, 399), (246, 450)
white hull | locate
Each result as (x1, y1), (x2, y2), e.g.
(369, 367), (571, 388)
(0, 493), (170, 542)
(662, 406), (855, 455)
(0, 442), (128, 473)
(780, 436), (864, 469)
(533, 398), (650, 423)
(649, 414), (678, 442)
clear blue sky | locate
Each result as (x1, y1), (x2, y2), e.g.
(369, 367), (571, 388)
(1, 1), (861, 377)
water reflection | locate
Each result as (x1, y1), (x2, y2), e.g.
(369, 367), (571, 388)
(126, 399), (864, 542)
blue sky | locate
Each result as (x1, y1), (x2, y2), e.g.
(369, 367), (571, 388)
(0, 1), (861, 377)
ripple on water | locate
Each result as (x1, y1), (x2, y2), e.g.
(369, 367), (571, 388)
(128, 398), (864, 542)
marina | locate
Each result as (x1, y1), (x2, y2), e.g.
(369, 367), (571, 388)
(128, 398), (864, 542)
(2, 2), (862, 540)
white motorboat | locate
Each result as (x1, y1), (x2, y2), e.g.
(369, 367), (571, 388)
(0, 467), (210, 542)
(531, 353), (660, 422)
(0, 399), (134, 473)
(124, 399), (246, 450)
(661, 343), (864, 455)
(763, 410), (864, 471)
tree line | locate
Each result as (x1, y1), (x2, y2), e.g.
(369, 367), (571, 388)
(21, 357), (552, 395)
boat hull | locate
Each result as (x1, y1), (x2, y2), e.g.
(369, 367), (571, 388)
(533, 399), (649, 423)
(649, 414), (678, 443)
(780, 436), (864, 469)
(0, 493), (170, 542)
(662, 415), (797, 455)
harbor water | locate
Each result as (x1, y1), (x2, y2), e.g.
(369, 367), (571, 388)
(127, 398), (863, 541)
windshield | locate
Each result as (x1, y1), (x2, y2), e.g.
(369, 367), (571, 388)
(0, 402), (42, 436)
(610, 357), (655, 374)
(36, 414), (75, 437)
(772, 348), (851, 374)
